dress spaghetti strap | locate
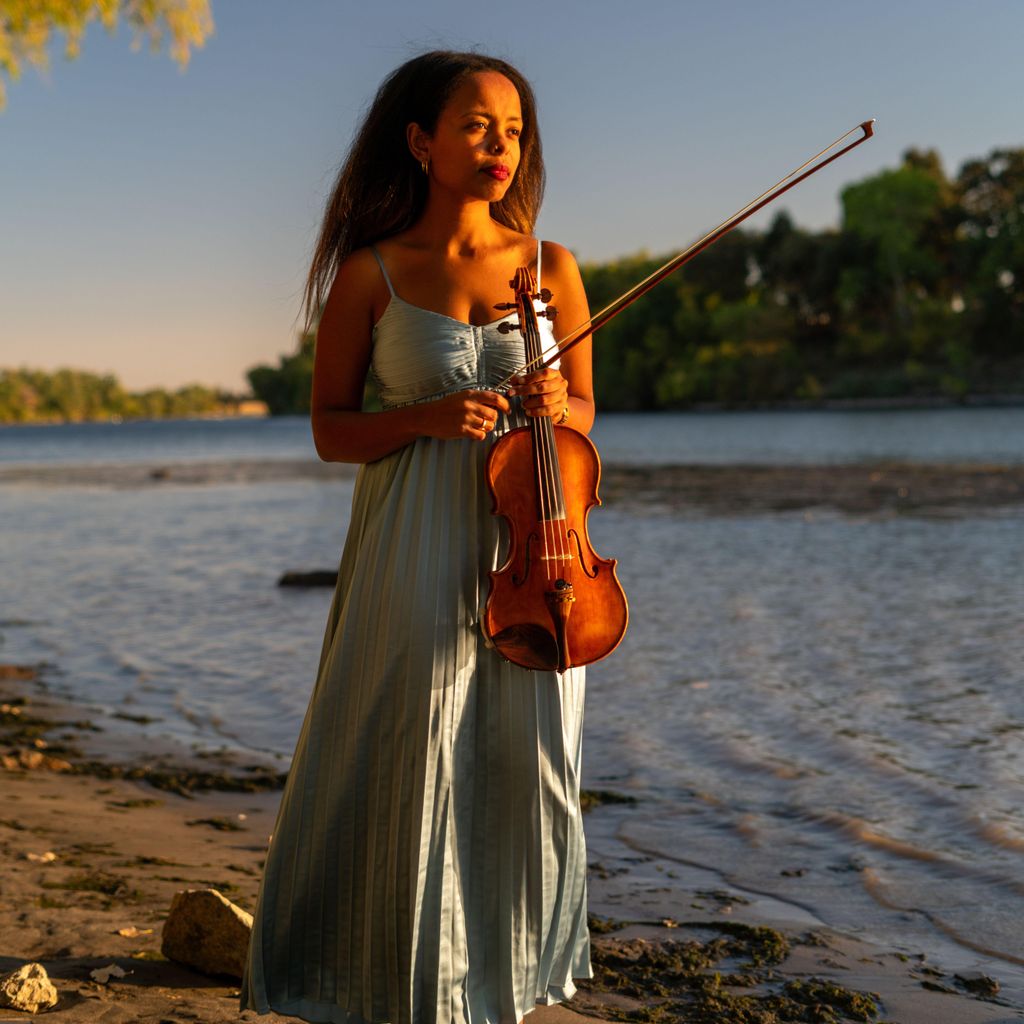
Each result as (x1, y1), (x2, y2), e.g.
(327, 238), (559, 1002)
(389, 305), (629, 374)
(536, 238), (543, 289)
(369, 244), (396, 297)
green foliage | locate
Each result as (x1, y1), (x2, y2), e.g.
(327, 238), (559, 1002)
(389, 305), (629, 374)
(0, 366), (233, 423)
(0, 0), (214, 111)
(246, 331), (315, 415)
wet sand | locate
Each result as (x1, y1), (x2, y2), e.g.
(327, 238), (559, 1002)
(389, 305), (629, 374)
(3, 670), (1021, 1023)
(2, 457), (1023, 519)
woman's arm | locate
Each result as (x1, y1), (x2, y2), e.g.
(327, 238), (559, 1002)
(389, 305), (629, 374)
(509, 241), (596, 434)
(310, 249), (511, 464)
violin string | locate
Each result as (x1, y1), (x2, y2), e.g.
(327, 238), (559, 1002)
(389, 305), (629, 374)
(532, 297), (569, 585)
(493, 120), (874, 391)
(521, 288), (555, 582)
(536, 299), (577, 581)
(533, 311), (561, 585)
(530, 299), (570, 583)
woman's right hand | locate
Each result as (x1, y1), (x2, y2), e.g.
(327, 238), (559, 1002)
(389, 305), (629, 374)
(418, 389), (512, 441)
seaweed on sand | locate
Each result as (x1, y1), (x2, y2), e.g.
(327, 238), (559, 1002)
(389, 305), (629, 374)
(572, 920), (882, 1023)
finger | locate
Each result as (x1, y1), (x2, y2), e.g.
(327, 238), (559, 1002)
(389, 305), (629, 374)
(517, 367), (560, 382)
(524, 380), (567, 397)
(521, 386), (568, 409)
(523, 396), (568, 417)
(482, 393), (512, 414)
(471, 404), (500, 427)
(472, 390), (512, 414)
(469, 407), (498, 433)
(512, 374), (566, 397)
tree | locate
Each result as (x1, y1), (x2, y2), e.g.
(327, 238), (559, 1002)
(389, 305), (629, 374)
(247, 332), (316, 416)
(954, 148), (1024, 362)
(0, 0), (214, 109)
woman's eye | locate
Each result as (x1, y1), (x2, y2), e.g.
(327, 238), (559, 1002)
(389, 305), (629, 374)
(508, 128), (521, 138)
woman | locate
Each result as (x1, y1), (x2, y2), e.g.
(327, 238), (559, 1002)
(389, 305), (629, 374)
(239, 50), (595, 1024)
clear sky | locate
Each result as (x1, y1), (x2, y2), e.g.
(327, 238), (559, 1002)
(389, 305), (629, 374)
(2, 0), (1022, 391)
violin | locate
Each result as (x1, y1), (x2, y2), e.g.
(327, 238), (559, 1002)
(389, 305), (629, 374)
(483, 267), (628, 673)
(480, 118), (876, 673)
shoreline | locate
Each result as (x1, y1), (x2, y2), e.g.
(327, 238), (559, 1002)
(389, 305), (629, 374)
(3, 667), (1022, 1022)
(2, 457), (1023, 519)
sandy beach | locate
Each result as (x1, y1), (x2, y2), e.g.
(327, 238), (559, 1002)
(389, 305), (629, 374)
(3, 665), (1021, 1023)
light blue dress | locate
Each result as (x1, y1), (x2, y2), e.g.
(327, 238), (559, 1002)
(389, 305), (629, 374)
(239, 241), (592, 1024)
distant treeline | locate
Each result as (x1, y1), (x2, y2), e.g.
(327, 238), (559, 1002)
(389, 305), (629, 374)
(585, 146), (1024, 407)
(0, 368), (242, 424)
(248, 144), (1024, 412)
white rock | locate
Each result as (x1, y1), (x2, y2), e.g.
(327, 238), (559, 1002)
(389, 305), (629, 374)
(89, 963), (129, 984)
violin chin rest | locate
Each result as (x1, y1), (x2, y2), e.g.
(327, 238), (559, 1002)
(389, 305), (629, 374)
(489, 623), (560, 672)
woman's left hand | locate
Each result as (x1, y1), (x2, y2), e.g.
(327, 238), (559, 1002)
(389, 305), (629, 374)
(509, 367), (569, 419)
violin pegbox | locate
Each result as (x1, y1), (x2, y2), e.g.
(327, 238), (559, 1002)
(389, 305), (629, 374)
(495, 267), (557, 332)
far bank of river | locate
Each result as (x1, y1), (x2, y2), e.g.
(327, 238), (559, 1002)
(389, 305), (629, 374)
(4, 403), (1024, 468)
(2, 389), (1023, 430)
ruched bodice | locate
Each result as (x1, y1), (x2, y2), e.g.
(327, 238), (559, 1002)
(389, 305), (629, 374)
(368, 253), (560, 412)
(239, 240), (591, 1024)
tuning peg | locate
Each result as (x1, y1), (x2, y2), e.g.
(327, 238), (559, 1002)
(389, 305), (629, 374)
(539, 288), (553, 302)
(493, 302), (516, 311)
(497, 321), (520, 334)
(541, 306), (558, 320)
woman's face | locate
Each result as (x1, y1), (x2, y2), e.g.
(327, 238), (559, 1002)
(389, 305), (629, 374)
(412, 71), (523, 202)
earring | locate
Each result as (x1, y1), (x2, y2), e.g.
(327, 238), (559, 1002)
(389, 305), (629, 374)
(420, 157), (430, 176)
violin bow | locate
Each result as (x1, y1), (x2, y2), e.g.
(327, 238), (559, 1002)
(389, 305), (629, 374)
(497, 118), (876, 386)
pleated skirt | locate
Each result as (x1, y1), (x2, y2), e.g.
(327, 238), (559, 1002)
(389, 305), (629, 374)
(238, 430), (592, 1024)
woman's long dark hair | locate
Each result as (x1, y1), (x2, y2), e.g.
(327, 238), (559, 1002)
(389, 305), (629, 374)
(300, 50), (545, 335)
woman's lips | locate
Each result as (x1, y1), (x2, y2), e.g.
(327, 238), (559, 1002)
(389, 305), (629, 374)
(484, 166), (510, 181)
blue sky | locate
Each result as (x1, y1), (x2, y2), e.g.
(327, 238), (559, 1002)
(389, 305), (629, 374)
(2, 0), (1022, 390)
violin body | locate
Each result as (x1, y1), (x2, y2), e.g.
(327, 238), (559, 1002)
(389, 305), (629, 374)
(484, 422), (628, 672)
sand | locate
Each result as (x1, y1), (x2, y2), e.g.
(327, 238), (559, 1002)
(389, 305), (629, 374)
(3, 458), (1023, 521)
(2, 673), (1022, 1023)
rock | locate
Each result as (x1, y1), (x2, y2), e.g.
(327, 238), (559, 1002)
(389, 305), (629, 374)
(955, 971), (1000, 997)
(89, 963), (129, 984)
(278, 569), (338, 587)
(1, 748), (73, 772)
(161, 888), (253, 980)
(0, 663), (37, 681)
(0, 962), (59, 1013)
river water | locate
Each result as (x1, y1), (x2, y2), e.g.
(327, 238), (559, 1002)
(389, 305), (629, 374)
(1, 407), (1023, 987)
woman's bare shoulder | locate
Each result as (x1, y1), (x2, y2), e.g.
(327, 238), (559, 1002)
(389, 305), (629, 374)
(317, 246), (392, 341)
(540, 239), (585, 288)
(333, 245), (386, 288)
(322, 245), (390, 316)
(540, 239), (579, 265)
